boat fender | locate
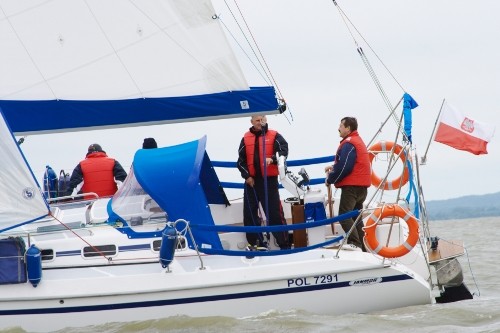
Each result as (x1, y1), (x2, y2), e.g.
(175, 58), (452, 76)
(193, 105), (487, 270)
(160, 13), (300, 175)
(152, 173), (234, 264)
(368, 141), (409, 190)
(43, 165), (58, 199)
(364, 204), (419, 258)
(26, 245), (42, 287)
(159, 225), (177, 268)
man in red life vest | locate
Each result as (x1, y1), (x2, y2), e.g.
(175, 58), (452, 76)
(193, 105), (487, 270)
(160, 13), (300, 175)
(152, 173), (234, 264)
(237, 115), (290, 250)
(65, 144), (127, 199)
(325, 117), (371, 251)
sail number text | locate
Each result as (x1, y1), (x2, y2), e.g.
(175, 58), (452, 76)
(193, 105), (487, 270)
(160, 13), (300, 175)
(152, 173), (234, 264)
(287, 274), (338, 287)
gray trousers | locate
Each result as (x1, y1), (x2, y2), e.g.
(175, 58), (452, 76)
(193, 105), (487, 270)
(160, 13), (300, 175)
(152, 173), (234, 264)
(338, 186), (368, 251)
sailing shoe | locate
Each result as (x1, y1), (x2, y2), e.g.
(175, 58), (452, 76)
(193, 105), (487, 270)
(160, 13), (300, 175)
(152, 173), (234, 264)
(342, 244), (362, 252)
(245, 244), (268, 259)
(245, 244), (256, 259)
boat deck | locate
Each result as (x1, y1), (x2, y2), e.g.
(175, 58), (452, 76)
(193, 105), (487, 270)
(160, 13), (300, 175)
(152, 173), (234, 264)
(428, 240), (465, 263)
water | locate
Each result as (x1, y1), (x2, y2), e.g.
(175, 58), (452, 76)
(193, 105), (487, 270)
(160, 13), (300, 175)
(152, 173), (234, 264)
(3, 217), (498, 333)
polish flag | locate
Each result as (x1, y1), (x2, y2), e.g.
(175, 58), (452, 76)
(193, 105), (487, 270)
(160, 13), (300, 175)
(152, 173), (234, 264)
(434, 102), (495, 155)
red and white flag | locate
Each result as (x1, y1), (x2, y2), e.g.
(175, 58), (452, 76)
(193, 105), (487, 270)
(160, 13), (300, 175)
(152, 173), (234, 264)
(434, 102), (495, 155)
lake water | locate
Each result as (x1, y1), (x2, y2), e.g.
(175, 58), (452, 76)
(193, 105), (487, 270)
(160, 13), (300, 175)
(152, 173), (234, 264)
(4, 217), (499, 333)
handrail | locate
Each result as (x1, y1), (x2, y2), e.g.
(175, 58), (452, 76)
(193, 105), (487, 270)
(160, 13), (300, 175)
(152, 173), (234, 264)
(47, 192), (99, 203)
(202, 235), (345, 256)
(189, 210), (360, 232)
(214, 155), (334, 189)
(188, 211), (359, 257)
(212, 155), (334, 168)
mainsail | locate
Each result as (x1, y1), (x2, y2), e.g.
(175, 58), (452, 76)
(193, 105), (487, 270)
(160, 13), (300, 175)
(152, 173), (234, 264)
(0, 0), (279, 134)
(0, 109), (49, 232)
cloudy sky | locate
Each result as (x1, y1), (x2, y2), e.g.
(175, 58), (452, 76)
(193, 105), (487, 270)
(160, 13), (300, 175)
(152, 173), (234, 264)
(19, 0), (500, 201)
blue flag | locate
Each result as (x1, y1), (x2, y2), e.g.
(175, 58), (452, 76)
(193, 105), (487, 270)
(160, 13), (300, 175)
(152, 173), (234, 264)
(403, 93), (419, 143)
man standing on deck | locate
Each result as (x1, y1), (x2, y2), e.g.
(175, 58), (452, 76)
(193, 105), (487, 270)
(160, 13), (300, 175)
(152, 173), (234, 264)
(325, 117), (371, 251)
(237, 115), (290, 250)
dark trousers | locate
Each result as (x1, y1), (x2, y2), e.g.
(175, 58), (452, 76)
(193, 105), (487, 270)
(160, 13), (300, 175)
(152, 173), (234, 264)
(243, 176), (289, 248)
(338, 186), (368, 251)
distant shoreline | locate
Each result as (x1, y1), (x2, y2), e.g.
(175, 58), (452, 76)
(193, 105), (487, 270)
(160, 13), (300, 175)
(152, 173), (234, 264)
(426, 192), (500, 220)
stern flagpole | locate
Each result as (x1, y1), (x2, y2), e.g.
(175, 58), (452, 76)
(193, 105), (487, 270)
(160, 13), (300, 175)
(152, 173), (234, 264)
(421, 98), (446, 165)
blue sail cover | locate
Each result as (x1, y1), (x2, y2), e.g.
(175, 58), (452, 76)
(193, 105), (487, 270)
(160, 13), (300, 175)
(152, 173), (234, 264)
(0, 87), (278, 134)
(133, 136), (223, 249)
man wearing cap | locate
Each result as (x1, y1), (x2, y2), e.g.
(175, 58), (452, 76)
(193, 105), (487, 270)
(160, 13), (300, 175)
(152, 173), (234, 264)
(65, 144), (127, 199)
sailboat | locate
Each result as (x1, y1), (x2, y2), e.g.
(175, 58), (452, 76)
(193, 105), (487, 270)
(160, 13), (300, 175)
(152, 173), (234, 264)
(0, 0), (473, 331)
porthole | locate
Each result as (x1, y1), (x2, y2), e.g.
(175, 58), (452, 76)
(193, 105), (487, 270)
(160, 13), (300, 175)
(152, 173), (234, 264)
(41, 249), (54, 261)
(83, 244), (117, 258)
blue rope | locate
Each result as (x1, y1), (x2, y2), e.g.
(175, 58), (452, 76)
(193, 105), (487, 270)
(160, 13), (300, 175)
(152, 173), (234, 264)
(221, 177), (326, 189)
(212, 155), (334, 168)
(405, 159), (420, 218)
(201, 235), (345, 256)
(189, 209), (360, 232)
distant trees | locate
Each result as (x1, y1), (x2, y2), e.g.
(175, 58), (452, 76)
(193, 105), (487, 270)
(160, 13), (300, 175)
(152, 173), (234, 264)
(425, 192), (500, 220)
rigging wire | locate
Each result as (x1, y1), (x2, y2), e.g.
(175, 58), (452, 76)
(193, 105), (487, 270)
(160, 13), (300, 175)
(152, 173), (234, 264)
(221, 0), (293, 123)
(358, 47), (394, 111)
(332, 0), (406, 93)
(217, 17), (272, 87)
(218, 3), (272, 87)
(129, 1), (238, 95)
(228, 0), (286, 102)
(332, 0), (406, 129)
(463, 246), (481, 297)
(332, 0), (416, 144)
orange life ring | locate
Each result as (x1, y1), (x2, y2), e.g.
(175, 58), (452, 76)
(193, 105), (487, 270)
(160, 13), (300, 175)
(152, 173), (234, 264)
(364, 204), (419, 258)
(368, 141), (409, 190)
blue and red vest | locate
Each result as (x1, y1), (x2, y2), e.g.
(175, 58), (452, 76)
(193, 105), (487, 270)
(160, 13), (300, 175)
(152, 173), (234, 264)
(80, 152), (117, 197)
(334, 131), (371, 188)
(244, 129), (279, 177)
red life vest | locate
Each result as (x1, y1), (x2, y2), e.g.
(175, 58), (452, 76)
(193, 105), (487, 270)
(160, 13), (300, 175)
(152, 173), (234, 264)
(80, 152), (118, 197)
(244, 129), (279, 177)
(334, 131), (371, 188)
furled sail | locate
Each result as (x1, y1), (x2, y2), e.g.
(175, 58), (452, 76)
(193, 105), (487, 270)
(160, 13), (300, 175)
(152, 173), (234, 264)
(0, 109), (49, 232)
(0, 0), (279, 134)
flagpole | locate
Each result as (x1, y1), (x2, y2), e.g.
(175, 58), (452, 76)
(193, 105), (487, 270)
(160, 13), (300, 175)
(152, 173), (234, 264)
(421, 98), (446, 165)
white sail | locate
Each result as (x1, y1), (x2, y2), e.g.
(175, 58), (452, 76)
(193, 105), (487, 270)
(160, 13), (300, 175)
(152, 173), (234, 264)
(0, 110), (49, 231)
(0, 0), (278, 134)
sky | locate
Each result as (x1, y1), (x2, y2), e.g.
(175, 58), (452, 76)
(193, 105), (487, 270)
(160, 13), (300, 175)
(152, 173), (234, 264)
(18, 0), (500, 201)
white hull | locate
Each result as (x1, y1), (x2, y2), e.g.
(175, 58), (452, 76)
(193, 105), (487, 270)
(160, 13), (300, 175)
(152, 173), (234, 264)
(0, 245), (431, 332)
